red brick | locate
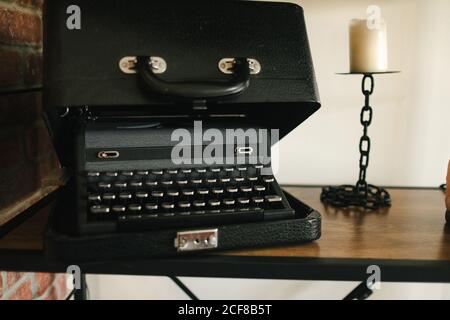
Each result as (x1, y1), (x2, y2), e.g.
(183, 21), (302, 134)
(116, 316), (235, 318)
(35, 273), (55, 297)
(0, 49), (22, 87)
(7, 272), (26, 286)
(55, 274), (68, 299)
(24, 51), (42, 85)
(0, 8), (42, 45)
(0, 273), (3, 297)
(43, 287), (59, 300)
(8, 278), (33, 300)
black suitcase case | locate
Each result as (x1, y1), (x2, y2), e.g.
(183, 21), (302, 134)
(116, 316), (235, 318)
(43, 0), (322, 262)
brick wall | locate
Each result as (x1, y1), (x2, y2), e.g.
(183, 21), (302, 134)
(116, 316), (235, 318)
(0, 0), (66, 300)
(0, 272), (68, 300)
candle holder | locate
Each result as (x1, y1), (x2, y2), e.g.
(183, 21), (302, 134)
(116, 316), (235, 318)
(321, 71), (399, 210)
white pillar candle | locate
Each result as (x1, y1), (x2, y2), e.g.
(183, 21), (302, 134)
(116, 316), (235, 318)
(349, 19), (388, 73)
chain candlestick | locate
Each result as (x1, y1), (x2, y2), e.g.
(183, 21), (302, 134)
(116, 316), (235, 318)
(321, 74), (391, 210)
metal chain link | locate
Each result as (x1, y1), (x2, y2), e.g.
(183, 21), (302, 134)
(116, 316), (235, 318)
(321, 75), (391, 210)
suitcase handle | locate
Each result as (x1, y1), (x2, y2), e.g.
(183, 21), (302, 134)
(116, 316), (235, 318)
(136, 57), (251, 100)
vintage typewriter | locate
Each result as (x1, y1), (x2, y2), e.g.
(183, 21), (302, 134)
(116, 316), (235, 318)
(76, 120), (293, 234)
(43, 0), (322, 260)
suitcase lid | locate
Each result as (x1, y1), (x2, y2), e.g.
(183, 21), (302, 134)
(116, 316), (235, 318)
(43, 0), (320, 140)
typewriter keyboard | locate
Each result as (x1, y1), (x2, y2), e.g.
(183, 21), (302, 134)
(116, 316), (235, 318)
(84, 165), (291, 230)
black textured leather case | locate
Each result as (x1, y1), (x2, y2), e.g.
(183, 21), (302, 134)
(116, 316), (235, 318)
(44, 186), (321, 263)
(43, 0), (320, 141)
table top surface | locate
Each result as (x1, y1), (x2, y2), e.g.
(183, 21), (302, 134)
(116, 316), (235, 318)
(230, 187), (450, 261)
(0, 186), (449, 281)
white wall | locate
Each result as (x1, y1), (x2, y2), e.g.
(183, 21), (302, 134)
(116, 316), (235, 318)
(90, 0), (450, 300)
(86, 275), (450, 300)
(274, 0), (450, 187)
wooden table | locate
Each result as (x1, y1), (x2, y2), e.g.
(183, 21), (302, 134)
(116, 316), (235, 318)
(0, 187), (449, 283)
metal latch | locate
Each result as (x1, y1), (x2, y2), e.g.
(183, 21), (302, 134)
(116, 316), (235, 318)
(218, 58), (261, 75)
(119, 56), (167, 74)
(174, 229), (218, 252)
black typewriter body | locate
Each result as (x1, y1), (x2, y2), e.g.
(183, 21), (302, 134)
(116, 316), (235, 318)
(43, 0), (322, 260)
(76, 119), (294, 234)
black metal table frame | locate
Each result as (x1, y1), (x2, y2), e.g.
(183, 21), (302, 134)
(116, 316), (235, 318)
(2, 249), (450, 300)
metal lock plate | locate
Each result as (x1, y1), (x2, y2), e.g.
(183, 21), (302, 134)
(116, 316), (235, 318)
(218, 58), (261, 75)
(174, 229), (218, 252)
(119, 56), (167, 74)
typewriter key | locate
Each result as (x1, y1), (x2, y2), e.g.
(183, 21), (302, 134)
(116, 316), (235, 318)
(263, 176), (275, 183)
(145, 180), (158, 187)
(98, 182), (112, 189)
(182, 189), (194, 196)
(167, 190), (180, 197)
(226, 186), (238, 193)
(208, 199), (221, 207)
(88, 194), (101, 202)
(151, 191), (164, 198)
(193, 200), (206, 208)
(212, 188), (224, 195)
(128, 204), (142, 212)
(87, 172), (100, 177)
(238, 198), (250, 205)
(114, 182), (127, 188)
(145, 203), (158, 211)
(254, 185), (266, 192)
(119, 193), (132, 200)
(252, 197), (264, 204)
(191, 179), (203, 185)
(161, 180), (173, 186)
(178, 201), (191, 209)
(176, 179), (188, 185)
(130, 181), (143, 188)
(135, 191), (149, 199)
(223, 199), (235, 206)
(90, 205), (110, 214)
(105, 172), (118, 177)
(161, 202), (175, 210)
(112, 205), (126, 213)
(265, 195), (282, 203)
(103, 193), (116, 201)
(197, 188), (209, 195)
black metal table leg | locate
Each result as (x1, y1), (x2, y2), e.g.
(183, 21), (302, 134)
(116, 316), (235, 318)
(169, 276), (199, 300)
(343, 281), (374, 300)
